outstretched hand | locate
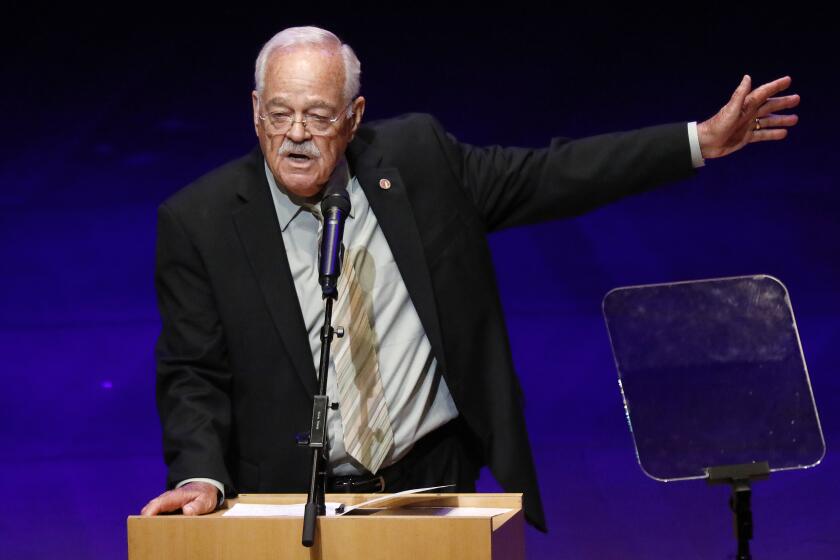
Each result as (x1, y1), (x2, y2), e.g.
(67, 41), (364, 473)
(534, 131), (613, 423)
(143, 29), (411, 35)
(140, 481), (219, 516)
(697, 75), (800, 159)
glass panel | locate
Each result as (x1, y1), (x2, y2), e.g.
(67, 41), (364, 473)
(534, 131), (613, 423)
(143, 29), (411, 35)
(602, 275), (824, 481)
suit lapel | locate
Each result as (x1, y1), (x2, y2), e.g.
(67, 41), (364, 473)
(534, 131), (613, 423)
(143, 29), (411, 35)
(230, 137), (450, 394)
(348, 139), (449, 374)
(232, 152), (318, 396)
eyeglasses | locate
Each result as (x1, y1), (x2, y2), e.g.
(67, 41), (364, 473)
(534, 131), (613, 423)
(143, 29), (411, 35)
(257, 100), (354, 137)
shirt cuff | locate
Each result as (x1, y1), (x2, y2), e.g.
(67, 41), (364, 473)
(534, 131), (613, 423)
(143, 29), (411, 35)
(176, 478), (225, 508)
(687, 121), (705, 168)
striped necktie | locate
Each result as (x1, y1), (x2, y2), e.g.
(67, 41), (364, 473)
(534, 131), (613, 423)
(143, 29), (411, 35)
(332, 246), (395, 473)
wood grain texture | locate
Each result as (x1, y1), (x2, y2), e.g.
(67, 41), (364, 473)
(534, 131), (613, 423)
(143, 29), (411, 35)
(127, 493), (524, 560)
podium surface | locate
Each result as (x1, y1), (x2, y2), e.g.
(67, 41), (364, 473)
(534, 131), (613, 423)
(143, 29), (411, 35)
(128, 493), (524, 559)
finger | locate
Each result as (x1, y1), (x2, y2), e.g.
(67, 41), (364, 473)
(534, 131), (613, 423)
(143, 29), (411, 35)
(747, 76), (793, 106)
(181, 491), (217, 516)
(750, 128), (789, 142)
(757, 114), (799, 129)
(140, 499), (159, 516)
(141, 496), (166, 516)
(140, 489), (191, 516)
(756, 94), (801, 117)
(731, 75), (752, 115)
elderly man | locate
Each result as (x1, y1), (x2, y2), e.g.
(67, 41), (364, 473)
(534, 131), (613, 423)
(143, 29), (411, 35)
(141, 26), (799, 530)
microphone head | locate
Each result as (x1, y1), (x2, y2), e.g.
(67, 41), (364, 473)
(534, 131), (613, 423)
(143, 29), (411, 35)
(321, 183), (351, 215)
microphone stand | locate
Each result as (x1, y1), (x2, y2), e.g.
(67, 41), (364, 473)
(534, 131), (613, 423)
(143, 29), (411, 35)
(299, 186), (350, 548)
(300, 294), (343, 547)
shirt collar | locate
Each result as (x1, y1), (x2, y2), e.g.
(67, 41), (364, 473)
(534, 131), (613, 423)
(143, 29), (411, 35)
(263, 158), (354, 231)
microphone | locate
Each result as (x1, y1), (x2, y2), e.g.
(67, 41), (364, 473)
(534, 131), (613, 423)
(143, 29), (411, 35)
(318, 182), (351, 299)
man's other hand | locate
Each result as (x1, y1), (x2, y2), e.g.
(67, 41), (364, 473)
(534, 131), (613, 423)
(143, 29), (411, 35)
(698, 75), (800, 159)
(140, 481), (219, 516)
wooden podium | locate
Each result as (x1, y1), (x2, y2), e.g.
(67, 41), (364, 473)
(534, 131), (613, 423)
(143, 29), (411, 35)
(128, 493), (524, 559)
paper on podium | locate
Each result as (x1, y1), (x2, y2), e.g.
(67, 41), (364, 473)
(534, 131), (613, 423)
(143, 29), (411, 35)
(375, 506), (513, 518)
(221, 485), (511, 518)
(222, 485), (451, 517)
(223, 502), (345, 517)
(340, 486), (511, 518)
(338, 485), (454, 515)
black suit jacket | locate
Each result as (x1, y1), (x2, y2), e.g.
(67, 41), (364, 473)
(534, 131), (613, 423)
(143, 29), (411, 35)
(155, 113), (696, 530)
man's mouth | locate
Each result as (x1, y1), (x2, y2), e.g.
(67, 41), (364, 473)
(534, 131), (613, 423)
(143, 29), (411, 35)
(287, 153), (312, 161)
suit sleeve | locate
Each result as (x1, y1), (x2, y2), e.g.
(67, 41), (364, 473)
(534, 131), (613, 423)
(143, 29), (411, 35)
(154, 202), (234, 492)
(428, 117), (697, 232)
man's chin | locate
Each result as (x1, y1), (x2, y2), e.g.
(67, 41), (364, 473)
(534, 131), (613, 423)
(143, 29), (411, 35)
(277, 174), (323, 198)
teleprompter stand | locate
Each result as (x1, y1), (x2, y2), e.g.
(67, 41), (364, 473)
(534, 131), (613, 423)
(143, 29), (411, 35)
(706, 461), (770, 560)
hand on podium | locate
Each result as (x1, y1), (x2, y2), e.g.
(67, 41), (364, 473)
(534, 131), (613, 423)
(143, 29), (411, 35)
(140, 481), (219, 516)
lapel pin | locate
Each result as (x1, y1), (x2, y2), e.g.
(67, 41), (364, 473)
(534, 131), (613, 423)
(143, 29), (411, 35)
(379, 178), (391, 190)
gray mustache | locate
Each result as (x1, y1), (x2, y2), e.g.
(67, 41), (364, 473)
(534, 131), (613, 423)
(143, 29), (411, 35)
(277, 139), (321, 158)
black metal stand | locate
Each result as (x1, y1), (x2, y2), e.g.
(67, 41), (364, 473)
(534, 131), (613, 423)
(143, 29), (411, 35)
(706, 462), (770, 560)
(299, 297), (344, 547)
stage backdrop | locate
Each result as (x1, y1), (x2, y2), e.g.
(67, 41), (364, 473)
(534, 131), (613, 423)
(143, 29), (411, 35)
(2, 6), (837, 559)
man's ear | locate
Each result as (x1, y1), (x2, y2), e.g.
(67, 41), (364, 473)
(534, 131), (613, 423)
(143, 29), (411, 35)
(348, 96), (366, 140)
(251, 91), (261, 135)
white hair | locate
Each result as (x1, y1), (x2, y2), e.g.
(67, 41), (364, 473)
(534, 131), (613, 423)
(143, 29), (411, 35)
(254, 26), (361, 105)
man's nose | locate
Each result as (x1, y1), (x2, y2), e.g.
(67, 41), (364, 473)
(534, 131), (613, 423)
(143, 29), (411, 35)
(286, 119), (311, 143)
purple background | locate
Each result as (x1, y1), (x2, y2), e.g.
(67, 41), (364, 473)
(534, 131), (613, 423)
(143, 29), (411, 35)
(2, 6), (837, 559)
